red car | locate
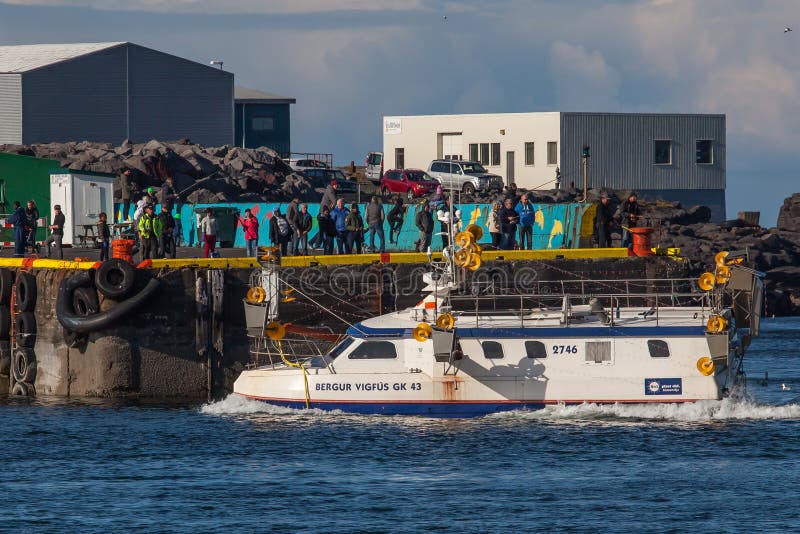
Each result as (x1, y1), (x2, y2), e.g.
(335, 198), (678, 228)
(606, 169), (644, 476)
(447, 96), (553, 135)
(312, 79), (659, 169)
(380, 169), (440, 200)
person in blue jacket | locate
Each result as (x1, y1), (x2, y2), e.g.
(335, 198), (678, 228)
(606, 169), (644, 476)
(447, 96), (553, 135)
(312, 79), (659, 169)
(515, 193), (535, 250)
(330, 198), (351, 254)
(7, 201), (27, 257)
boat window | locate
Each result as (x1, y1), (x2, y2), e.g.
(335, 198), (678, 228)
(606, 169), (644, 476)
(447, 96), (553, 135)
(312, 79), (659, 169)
(525, 341), (547, 358)
(647, 340), (670, 358)
(585, 341), (611, 363)
(327, 337), (355, 360)
(347, 340), (397, 359)
(482, 341), (504, 359)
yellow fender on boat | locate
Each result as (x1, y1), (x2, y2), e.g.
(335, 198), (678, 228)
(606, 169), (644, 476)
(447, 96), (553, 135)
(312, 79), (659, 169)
(264, 321), (286, 340)
(706, 315), (728, 333)
(436, 313), (455, 330)
(697, 356), (715, 376)
(413, 322), (432, 342)
(715, 251), (729, 267)
(465, 223), (484, 241)
(715, 265), (731, 285)
(454, 231), (474, 248)
(454, 249), (470, 267)
(246, 287), (266, 304)
(697, 272), (715, 291)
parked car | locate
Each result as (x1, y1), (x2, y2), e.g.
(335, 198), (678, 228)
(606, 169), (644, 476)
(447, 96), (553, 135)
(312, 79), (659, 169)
(304, 168), (358, 194)
(365, 151), (383, 184)
(380, 169), (440, 200)
(427, 160), (503, 195)
(285, 158), (330, 172)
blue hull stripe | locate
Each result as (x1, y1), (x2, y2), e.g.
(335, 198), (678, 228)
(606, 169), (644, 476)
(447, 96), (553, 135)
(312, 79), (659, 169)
(347, 324), (706, 339)
(247, 397), (700, 418)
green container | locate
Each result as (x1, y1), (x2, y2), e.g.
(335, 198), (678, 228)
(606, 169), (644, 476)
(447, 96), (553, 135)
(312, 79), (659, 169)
(0, 153), (63, 243)
(194, 206), (239, 248)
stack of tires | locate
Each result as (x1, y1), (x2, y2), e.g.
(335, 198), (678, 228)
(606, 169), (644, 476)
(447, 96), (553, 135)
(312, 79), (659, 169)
(0, 269), (10, 389)
(11, 271), (37, 396)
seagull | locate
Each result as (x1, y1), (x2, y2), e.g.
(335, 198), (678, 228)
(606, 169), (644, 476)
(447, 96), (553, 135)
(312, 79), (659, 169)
(782, 383), (792, 391)
(785, 27), (792, 33)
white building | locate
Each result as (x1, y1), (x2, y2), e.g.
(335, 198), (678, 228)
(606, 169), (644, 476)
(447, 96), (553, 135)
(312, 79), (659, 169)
(383, 112), (727, 221)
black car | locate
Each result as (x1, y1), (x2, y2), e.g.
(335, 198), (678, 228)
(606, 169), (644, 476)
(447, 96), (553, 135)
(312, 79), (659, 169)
(304, 168), (358, 194)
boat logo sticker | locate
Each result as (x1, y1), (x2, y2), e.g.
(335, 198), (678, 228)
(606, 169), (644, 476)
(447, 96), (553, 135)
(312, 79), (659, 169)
(644, 378), (682, 395)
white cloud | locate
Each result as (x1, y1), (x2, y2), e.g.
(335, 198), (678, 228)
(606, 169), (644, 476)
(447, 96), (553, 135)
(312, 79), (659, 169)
(0, 0), (427, 14)
(549, 41), (620, 110)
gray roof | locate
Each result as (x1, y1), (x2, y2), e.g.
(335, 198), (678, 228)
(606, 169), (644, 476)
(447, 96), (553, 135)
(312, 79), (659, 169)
(0, 42), (126, 73)
(235, 86), (296, 104)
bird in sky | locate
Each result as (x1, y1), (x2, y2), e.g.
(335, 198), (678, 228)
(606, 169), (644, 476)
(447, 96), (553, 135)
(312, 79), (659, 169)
(785, 27), (792, 33)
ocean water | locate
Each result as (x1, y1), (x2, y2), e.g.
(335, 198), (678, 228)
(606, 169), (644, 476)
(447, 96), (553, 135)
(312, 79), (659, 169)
(2, 318), (800, 532)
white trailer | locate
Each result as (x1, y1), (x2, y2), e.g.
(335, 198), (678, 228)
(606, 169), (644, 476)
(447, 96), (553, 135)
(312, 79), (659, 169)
(50, 171), (115, 246)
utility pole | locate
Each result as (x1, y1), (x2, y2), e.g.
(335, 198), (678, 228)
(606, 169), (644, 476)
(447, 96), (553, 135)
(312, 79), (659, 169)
(581, 145), (590, 203)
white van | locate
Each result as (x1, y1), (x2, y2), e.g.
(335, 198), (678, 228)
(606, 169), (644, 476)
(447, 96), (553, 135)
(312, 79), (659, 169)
(365, 152), (383, 184)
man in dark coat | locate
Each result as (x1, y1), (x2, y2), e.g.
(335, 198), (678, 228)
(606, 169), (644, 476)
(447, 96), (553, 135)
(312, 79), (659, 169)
(8, 200), (27, 257)
(619, 192), (642, 249)
(415, 201), (434, 252)
(595, 194), (614, 248)
(499, 198), (519, 250)
(268, 208), (291, 256)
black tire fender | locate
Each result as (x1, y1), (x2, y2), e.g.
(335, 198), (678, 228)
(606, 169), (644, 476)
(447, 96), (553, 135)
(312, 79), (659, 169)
(12, 347), (36, 384)
(14, 311), (36, 348)
(72, 287), (100, 316)
(57, 274), (160, 334)
(0, 268), (13, 304)
(0, 305), (10, 340)
(15, 272), (37, 312)
(11, 381), (34, 396)
(95, 259), (136, 300)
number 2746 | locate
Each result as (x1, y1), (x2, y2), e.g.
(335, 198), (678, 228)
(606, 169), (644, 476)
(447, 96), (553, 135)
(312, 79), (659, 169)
(552, 345), (578, 354)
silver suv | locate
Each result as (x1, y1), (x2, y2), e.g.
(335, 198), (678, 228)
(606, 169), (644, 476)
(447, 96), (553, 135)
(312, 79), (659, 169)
(427, 160), (503, 195)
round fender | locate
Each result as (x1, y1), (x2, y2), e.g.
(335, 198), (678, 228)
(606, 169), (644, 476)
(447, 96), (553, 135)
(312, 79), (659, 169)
(95, 258), (136, 299)
(14, 311), (37, 348)
(72, 287), (100, 316)
(0, 305), (10, 340)
(12, 347), (36, 384)
(15, 272), (37, 312)
(11, 381), (33, 396)
(57, 276), (160, 334)
(0, 268), (13, 304)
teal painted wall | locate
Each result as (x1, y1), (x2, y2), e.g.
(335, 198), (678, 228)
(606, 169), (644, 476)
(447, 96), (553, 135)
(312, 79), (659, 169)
(117, 201), (588, 251)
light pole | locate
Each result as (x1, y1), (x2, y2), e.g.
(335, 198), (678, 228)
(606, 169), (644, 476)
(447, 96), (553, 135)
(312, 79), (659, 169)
(581, 145), (590, 203)
(209, 60), (224, 70)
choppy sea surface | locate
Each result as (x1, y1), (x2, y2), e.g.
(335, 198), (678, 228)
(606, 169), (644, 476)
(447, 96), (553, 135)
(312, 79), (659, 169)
(2, 318), (800, 532)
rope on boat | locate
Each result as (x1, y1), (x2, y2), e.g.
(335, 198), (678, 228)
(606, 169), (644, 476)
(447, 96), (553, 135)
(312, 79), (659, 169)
(277, 340), (311, 409)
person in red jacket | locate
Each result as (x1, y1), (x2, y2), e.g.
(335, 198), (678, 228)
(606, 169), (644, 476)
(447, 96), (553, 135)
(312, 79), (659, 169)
(238, 208), (259, 257)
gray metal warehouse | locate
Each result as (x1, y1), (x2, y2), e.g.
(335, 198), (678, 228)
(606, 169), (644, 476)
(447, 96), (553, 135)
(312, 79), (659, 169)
(0, 42), (233, 146)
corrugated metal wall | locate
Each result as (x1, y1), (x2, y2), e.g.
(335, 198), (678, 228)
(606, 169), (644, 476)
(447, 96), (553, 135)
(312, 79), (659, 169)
(235, 102), (291, 154)
(21, 45), (127, 144)
(0, 74), (22, 144)
(128, 44), (233, 146)
(559, 113), (726, 191)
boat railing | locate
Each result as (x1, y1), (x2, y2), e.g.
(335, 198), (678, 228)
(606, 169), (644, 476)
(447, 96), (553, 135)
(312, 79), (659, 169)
(247, 335), (335, 369)
(446, 278), (710, 328)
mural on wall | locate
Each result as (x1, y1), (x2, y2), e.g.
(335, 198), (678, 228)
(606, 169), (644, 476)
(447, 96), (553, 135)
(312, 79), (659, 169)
(116, 202), (590, 251)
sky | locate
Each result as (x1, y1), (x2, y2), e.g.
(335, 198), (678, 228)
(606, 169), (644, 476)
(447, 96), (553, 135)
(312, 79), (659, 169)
(0, 0), (798, 225)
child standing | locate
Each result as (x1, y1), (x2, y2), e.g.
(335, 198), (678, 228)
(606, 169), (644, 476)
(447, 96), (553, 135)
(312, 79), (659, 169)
(97, 212), (111, 261)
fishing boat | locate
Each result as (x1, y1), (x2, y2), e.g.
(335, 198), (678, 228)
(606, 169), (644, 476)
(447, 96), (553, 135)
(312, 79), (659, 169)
(234, 232), (764, 417)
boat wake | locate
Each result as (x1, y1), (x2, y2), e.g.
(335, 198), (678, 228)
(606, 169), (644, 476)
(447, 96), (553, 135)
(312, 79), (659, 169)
(490, 398), (800, 423)
(199, 394), (337, 417)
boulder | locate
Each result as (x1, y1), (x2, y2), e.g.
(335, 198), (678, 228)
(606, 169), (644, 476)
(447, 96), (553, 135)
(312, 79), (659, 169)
(777, 193), (800, 232)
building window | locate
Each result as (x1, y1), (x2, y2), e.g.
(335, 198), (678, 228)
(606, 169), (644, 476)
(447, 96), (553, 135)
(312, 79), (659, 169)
(482, 341), (504, 359)
(585, 341), (611, 364)
(547, 142), (557, 165)
(479, 143), (490, 165)
(525, 142), (535, 166)
(696, 140), (713, 165)
(647, 340), (670, 358)
(348, 341), (398, 359)
(654, 140), (672, 165)
(491, 143), (500, 166)
(469, 144), (479, 162)
(395, 148), (405, 169)
(525, 341), (547, 359)
(252, 117), (274, 131)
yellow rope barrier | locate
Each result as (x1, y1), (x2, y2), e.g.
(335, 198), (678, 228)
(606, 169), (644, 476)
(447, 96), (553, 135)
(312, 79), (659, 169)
(276, 340), (310, 409)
